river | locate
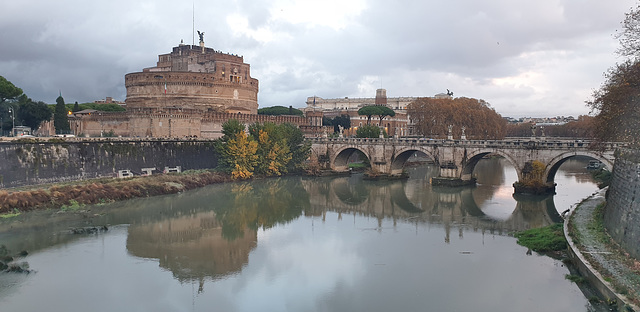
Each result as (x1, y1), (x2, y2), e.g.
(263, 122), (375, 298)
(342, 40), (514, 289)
(0, 157), (605, 312)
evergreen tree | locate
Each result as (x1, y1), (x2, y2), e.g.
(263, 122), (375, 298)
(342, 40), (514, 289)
(53, 95), (70, 133)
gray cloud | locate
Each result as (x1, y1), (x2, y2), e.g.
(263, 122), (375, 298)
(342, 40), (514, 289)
(0, 0), (635, 117)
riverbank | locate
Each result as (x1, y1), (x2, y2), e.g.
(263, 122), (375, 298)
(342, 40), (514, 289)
(0, 170), (234, 214)
(565, 188), (640, 311)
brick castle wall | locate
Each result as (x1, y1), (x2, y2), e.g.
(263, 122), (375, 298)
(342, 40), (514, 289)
(71, 109), (312, 139)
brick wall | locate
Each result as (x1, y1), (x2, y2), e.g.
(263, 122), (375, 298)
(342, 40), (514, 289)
(604, 148), (640, 259)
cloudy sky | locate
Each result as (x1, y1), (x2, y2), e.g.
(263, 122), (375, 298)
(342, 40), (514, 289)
(0, 0), (636, 117)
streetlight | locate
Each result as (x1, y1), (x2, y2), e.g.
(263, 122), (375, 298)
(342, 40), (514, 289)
(7, 107), (14, 136)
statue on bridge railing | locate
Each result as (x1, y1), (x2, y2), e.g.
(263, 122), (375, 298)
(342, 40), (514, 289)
(448, 125), (453, 140)
(531, 123), (536, 137)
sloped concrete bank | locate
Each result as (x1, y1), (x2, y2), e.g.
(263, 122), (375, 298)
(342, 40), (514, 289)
(565, 188), (639, 311)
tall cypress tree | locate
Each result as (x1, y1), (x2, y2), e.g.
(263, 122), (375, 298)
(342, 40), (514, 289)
(54, 95), (70, 133)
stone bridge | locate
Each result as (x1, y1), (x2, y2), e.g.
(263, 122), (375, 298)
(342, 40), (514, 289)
(309, 137), (622, 193)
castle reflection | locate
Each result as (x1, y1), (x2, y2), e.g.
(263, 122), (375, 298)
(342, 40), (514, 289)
(126, 211), (257, 290)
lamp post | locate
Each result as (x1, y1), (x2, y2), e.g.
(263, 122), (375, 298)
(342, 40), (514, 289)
(8, 107), (14, 136)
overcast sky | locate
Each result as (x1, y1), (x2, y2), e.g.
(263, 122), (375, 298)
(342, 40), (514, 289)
(1, 0), (636, 117)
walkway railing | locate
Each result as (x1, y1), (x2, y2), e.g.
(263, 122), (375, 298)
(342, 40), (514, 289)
(307, 137), (625, 150)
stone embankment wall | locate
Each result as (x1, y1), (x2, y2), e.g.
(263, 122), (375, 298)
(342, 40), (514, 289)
(605, 148), (640, 259)
(0, 138), (218, 189)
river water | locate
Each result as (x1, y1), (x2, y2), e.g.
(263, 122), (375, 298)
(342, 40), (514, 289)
(0, 157), (604, 312)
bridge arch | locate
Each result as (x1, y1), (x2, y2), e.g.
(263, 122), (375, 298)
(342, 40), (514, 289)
(462, 149), (523, 182)
(544, 151), (613, 184)
(332, 146), (371, 171)
(390, 147), (439, 174)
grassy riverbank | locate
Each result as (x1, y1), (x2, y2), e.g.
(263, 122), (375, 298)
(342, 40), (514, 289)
(0, 170), (234, 215)
(514, 223), (567, 252)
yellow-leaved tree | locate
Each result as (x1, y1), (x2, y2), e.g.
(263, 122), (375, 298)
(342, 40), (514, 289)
(257, 129), (291, 176)
(226, 130), (258, 180)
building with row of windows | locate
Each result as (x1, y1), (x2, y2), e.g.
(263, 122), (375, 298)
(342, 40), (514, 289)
(303, 89), (451, 137)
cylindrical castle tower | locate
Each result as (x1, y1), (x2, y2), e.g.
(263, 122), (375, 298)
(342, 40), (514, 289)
(125, 44), (259, 114)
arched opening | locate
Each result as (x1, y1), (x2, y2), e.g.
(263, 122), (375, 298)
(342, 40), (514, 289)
(471, 155), (519, 220)
(545, 154), (612, 185)
(390, 149), (437, 175)
(461, 151), (522, 182)
(333, 147), (370, 172)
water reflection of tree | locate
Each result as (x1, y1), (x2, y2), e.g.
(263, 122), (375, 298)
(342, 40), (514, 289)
(214, 178), (310, 240)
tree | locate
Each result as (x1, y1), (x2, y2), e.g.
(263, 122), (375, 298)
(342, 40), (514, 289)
(356, 124), (382, 138)
(217, 120), (310, 177)
(322, 114), (351, 133)
(587, 60), (640, 145)
(226, 130), (259, 179)
(18, 98), (52, 130)
(407, 97), (506, 139)
(586, 5), (640, 146)
(248, 122), (310, 175)
(248, 122), (289, 176)
(277, 122), (311, 172)
(615, 4), (640, 60)
(221, 119), (245, 140)
(256, 129), (291, 176)
(216, 119), (249, 174)
(257, 105), (304, 117)
(53, 95), (70, 133)
(357, 106), (381, 125)
(374, 106), (395, 126)
(0, 76), (23, 104)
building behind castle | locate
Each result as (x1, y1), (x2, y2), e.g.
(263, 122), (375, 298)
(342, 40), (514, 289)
(303, 89), (452, 137)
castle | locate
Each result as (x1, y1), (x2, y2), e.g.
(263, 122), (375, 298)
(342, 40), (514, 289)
(69, 41), (319, 138)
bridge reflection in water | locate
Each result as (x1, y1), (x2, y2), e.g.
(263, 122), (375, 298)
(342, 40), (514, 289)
(116, 158), (575, 286)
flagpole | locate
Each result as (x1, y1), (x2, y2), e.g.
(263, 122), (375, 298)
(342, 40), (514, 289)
(192, 0), (195, 46)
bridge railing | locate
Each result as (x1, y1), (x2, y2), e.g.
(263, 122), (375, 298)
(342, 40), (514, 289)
(307, 137), (625, 150)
